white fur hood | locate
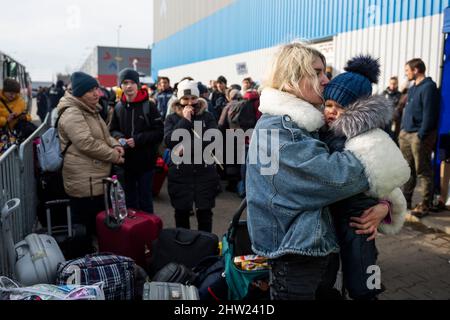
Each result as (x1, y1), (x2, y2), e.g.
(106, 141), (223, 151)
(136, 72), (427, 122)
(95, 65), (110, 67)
(259, 88), (325, 132)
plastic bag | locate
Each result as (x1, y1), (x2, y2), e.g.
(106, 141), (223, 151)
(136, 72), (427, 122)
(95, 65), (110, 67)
(0, 276), (105, 301)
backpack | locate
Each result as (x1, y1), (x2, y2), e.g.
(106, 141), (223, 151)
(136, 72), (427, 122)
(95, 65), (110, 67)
(227, 99), (257, 131)
(36, 108), (71, 173)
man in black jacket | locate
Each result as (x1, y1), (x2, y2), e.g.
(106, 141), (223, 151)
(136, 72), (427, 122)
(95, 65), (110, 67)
(110, 68), (164, 214)
(399, 59), (440, 217)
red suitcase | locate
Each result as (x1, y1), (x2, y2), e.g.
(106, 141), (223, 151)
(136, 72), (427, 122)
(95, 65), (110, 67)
(96, 178), (163, 268)
(152, 157), (168, 197)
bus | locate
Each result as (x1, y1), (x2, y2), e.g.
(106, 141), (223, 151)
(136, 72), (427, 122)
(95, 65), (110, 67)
(0, 51), (32, 112)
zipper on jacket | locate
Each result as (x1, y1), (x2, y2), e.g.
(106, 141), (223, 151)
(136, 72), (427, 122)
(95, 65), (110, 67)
(131, 104), (135, 137)
(90, 177), (94, 199)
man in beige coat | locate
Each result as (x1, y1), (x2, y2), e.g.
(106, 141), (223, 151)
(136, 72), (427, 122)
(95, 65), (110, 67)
(57, 72), (124, 238)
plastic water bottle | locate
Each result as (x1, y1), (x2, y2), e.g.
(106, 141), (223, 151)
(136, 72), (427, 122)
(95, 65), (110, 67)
(110, 175), (128, 221)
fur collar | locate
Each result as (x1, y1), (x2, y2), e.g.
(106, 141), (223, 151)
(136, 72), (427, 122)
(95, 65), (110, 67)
(259, 88), (324, 132)
(331, 95), (394, 139)
(170, 98), (208, 118)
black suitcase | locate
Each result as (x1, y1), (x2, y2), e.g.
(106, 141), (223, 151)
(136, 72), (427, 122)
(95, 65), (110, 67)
(36, 171), (69, 227)
(44, 200), (95, 260)
(147, 228), (219, 277)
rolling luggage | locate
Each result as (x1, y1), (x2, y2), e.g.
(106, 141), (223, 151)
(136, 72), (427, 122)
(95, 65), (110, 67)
(96, 178), (163, 268)
(143, 282), (199, 301)
(44, 200), (94, 260)
(1, 199), (65, 286)
(152, 157), (168, 197)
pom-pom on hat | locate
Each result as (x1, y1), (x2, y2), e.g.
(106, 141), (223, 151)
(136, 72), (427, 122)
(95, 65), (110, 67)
(323, 55), (381, 108)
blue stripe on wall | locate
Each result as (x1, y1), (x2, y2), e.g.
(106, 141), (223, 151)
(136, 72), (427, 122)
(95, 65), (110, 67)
(152, 0), (450, 76)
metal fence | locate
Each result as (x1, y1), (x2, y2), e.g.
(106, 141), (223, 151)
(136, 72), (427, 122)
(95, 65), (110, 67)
(0, 114), (51, 277)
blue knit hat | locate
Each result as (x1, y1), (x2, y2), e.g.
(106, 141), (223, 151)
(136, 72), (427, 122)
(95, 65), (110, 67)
(71, 72), (98, 97)
(323, 55), (381, 108)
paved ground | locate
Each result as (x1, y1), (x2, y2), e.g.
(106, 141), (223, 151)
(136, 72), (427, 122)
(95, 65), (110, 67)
(155, 180), (450, 300)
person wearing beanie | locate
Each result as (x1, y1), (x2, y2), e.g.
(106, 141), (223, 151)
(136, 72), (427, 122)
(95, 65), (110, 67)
(109, 68), (164, 215)
(164, 80), (220, 233)
(319, 55), (408, 300)
(0, 78), (32, 134)
(119, 68), (140, 86)
(56, 72), (125, 243)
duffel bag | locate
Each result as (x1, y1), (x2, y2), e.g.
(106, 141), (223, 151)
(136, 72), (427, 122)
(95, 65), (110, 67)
(148, 228), (219, 276)
(152, 262), (197, 285)
(56, 253), (135, 301)
(192, 256), (228, 301)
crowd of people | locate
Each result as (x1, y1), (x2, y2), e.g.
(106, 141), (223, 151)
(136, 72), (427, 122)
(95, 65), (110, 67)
(3, 40), (447, 300)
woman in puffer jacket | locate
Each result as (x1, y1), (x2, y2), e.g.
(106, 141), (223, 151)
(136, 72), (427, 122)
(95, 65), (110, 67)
(57, 72), (125, 238)
(164, 80), (220, 233)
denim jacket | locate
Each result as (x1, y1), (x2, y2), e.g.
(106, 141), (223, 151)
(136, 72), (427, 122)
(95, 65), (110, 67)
(246, 88), (410, 258)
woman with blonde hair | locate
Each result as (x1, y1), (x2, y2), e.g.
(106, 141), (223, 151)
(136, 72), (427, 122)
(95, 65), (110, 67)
(246, 42), (410, 300)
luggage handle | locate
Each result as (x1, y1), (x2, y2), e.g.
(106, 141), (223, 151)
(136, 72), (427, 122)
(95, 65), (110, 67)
(173, 230), (201, 246)
(45, 200), (73, 238)
(227, 199), (247, 243)
(1, 199), (21, 275)
(0, 199), (21, 223)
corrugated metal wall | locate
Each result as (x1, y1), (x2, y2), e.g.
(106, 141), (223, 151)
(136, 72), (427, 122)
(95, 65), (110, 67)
(152, 0), (450, 76)
(334, 13), (445, 91)
(153, 0), (235, 43)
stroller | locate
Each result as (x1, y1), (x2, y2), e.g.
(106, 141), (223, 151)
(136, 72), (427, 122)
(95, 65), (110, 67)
(222, 199), (270, 300)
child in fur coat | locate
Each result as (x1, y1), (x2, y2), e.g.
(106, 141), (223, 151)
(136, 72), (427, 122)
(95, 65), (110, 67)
(319, 55), (408, 300)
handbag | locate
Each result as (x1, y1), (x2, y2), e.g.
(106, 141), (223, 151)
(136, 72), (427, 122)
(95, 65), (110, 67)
(56, 253), (135, 301)
(147, 228), (219, 276)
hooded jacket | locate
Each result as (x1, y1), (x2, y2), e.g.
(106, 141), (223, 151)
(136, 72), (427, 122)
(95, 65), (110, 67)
(164, 98), (219, 210)
(57, 93), (120, 198)
(109, 89), (164, 174)
(0, 90), (32, 130)
(246, 88), (410, 258)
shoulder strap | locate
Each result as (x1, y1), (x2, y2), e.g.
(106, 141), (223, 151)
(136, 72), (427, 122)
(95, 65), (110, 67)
(0, 97), (13, 114)
(55, 108), (72, 156)
(114, 101), (125, 115)
(143, 100), (151, 127)
(115, 100), (152, 127)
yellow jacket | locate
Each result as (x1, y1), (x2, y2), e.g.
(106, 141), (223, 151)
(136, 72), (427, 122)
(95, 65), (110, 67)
(0, 90), (32, 130)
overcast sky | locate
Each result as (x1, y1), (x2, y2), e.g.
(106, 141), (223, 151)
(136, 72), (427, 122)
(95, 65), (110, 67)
(1, 0), (154, 82)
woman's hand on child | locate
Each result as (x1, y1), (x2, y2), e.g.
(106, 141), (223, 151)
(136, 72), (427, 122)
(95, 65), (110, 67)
(349, 203), (389, 241)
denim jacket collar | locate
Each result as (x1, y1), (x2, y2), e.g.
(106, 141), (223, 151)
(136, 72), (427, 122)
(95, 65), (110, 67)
(259, 88), (325, 132)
